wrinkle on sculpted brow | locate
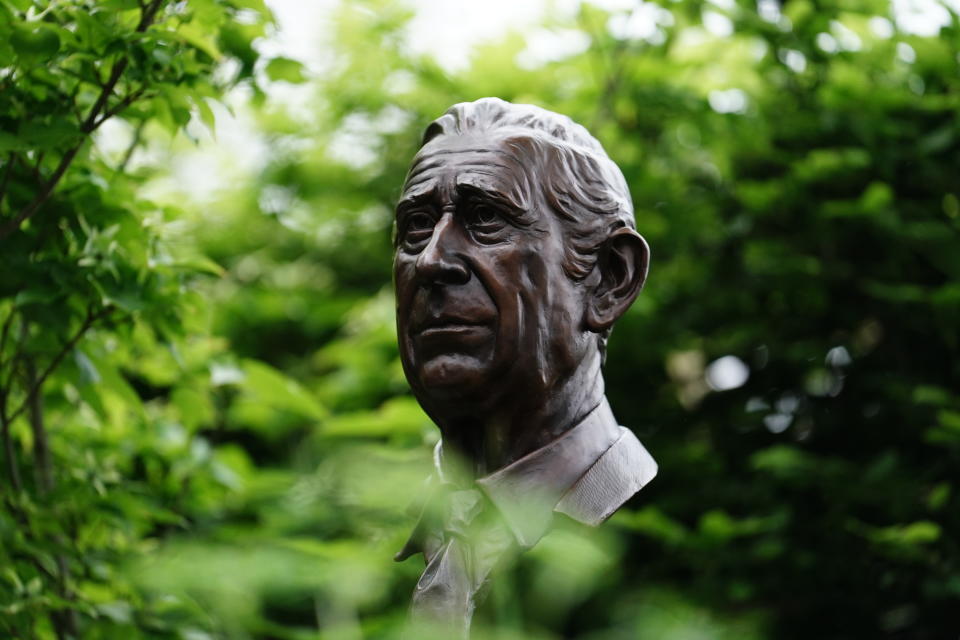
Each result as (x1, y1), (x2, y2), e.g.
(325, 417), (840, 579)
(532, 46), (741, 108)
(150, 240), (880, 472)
(397, 188), (436, 213)
(399, 158), (511, 207)
(404, 147), (510, 180)
(399, 174), (438, 199)
(415, 146), (517, 157)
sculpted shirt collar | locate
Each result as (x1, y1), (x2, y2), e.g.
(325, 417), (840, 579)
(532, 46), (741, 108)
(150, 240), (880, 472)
(398, 397), (658, 557)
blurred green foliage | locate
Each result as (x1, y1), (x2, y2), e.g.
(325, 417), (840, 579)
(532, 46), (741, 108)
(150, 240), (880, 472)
(2, 0), (960, 638)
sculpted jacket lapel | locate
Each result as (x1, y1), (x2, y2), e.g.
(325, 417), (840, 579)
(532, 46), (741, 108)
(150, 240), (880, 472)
(474, 399), (622, 546)
(396, 398), (658, 635)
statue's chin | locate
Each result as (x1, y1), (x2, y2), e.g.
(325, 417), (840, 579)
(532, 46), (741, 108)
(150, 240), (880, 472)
(415, 354), (492, 398)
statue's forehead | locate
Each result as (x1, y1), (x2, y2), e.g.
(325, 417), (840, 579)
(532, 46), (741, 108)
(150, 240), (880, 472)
(418, 131), (511, 158)
(403, 134), (527, 195)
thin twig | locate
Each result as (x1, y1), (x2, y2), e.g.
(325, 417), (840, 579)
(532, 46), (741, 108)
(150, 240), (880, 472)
(1, 308), (25, 399)
(80, 62), (131, 134)
(118, 120), (146, 173)
(51, 554), (79, 639)
(0, 305), (14, 367)
(25, 355), (52, 494)
(0, 381), (22, 493)
(93, 87), (146, 129)
(0, 418), (22, 492)
(71, 92), (85, 126)
(0, 153), (15, 209)
(22, 348), (79, 638)
(0, 0), (166, 241)
(31, 151), (45, 182)
(4, 306), (113, 428)
(0, 145), (82, 240)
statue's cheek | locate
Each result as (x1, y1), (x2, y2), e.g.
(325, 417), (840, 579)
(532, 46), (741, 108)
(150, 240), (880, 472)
(393, 259), (418, 292)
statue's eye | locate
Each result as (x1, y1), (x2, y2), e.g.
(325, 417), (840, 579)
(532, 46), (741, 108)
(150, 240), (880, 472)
(407, 213), (434, 231)
(402, 212), (435, 247)
(465, 204), (501, 229)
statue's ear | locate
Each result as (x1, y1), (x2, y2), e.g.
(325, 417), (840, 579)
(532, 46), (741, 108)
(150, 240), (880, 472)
(585, 228), (650, 332)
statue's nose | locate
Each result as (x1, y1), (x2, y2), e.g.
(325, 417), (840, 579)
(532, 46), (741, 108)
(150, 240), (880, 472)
(415, 213), (470, 285)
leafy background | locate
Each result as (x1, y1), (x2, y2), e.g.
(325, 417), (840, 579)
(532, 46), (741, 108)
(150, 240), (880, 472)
(1, 0), (959, 638)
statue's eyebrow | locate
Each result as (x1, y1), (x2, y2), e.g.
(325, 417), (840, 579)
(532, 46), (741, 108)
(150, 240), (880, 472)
(455, 182), (520, 213)
(454, 180), (534, 227)
(396, 188), (436, 216)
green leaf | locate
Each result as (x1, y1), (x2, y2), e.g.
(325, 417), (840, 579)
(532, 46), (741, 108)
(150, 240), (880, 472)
(927, 483), (951, 511)
(0, 131), (27, 152)
(240, 359), (326, 421)
(918, 125), (953, 155)
(3, 0), (32, 12)
(178, 22), (223, 60)
(322, 396), (429, 437)
(74, 349), (101, 384)
(868, 521), (942, 546)
(227, 0), (271, 15)
(174, 254), (225, 277)
(11, 22), (60, 58)
(73, 10), (112, 53)
(18, 117), (81, 150)
(610, 506), (689, 545)
(14, 286), (62, 306)
(912, 386), (952, 406)
(97, 601), (133, 624)
(750, 445), (815, 477)
(171, 386), (214, 431)
(191, 95), (216, 136)
(96, 278), (147, 312)
(99, 0), (139, 9)
(265, 57), (307, 83)
(937, 410), (960, 433)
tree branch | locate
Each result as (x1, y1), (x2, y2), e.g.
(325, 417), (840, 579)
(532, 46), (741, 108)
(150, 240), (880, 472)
(0, 306), (23, 493)
(0, 153), (15, 210)
(4, 306), (113, 428)
(0, 404), (22, 493)
(118, 120), (146, 173)
(0, 0), (166, 241)
(1, 312), (24, 395)
(25, 355), (52, 494)
(31, 151), (45, 181)
(0, 145), (82, 241)
(22, 346), (79, 639)
(80, 0), (162, 137)
(51, 554), (79, 639)
(93, 88), (146, 130)
(0, 305), (14, 368)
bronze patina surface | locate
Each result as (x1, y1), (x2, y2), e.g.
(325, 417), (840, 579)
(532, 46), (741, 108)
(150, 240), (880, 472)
(393, 97), (657, 634)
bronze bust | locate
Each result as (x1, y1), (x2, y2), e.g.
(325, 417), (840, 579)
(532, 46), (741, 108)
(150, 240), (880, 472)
(393, 98), (657, 635)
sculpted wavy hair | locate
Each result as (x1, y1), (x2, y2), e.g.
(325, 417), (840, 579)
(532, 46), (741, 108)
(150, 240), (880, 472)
(416, 97), (637, 282)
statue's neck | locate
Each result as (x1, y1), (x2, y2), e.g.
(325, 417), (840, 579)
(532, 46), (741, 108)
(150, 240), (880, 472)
(438, 352), (606, 477)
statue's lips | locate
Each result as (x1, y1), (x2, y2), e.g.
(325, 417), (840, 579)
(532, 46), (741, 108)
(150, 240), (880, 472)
(412, 315), (494, 346)
(418, 323), (490, 338)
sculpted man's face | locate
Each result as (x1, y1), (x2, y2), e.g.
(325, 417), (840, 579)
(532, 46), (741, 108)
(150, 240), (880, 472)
(393, 134), (593, 416)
